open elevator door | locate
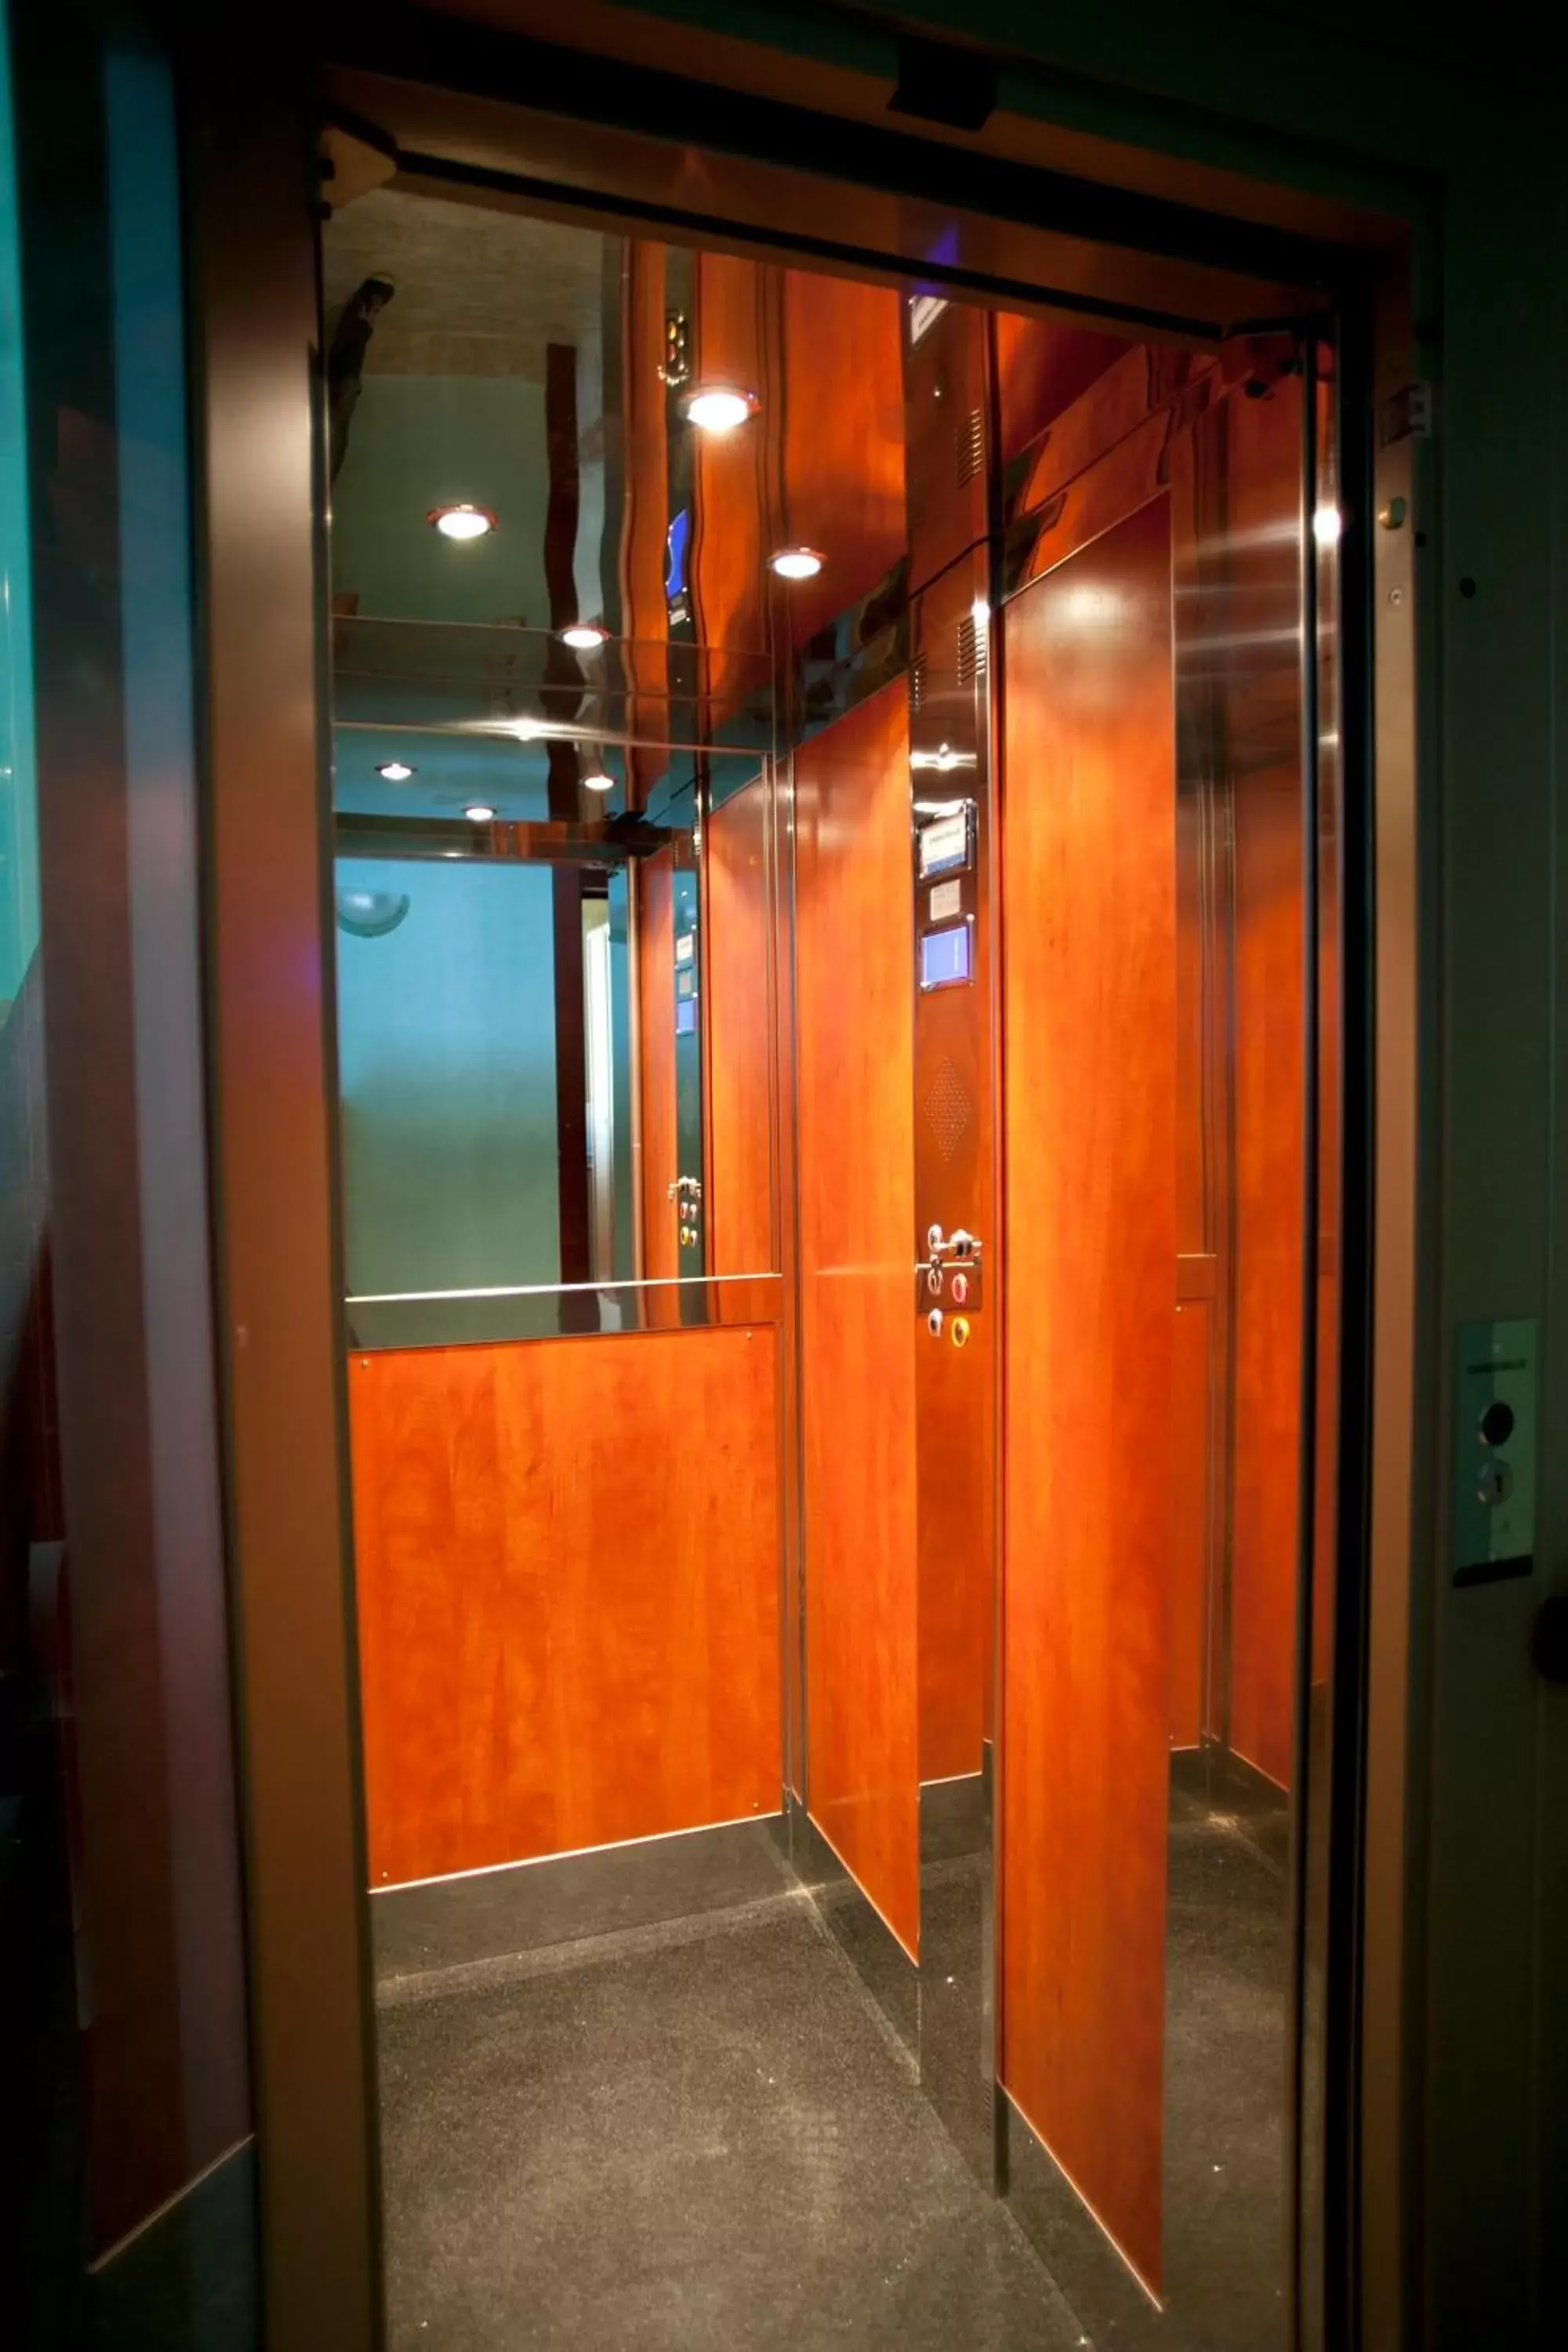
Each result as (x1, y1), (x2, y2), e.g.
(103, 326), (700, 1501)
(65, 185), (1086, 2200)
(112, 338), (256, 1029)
(993, 318), (1340, 2328)
(269, 31), (1363, 2346)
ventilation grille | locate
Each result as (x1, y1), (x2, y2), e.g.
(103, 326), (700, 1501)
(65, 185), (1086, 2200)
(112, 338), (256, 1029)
(956, 406), (985, 488)
(924, 1058), (975, 1165)
(956, 611), (987, 686)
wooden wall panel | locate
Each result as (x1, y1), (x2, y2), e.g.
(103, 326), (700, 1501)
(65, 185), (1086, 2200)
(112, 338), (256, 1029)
(350, 1326), (782, 1886)
(637, 845), (679, 1305)
(782, 271), (906, 648)
(1000, 495), (1175, 2292)
(1218, 380), (1308, 1792)
(706, 779), (774, 1281)
(693, 251), (771, 657)
(797, 682), (920, 1958)
(622, 240), (670, 811)
(993, 311), (1129, 463)
(1229, 760), (1306, 1788)
(1171, 1295), (1211, 1750)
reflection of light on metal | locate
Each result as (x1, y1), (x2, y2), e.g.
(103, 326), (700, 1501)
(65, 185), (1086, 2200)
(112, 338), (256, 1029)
(464, 803), (497, 822)
(582, 768), (615, 793)
(909, 292), (949, 345)
(769, 546), (823, 581)
(559, 622), (609, 651)
(681, 383), (758, 434)
(376, 760), (415, 782)
(427, 502), (497, 539)
(336, 887), (410, 938)
(971, 595), (990, 640)
(909, 742), (975, 773)
(1312, 504), (1343, 547)
(913, 797), (968, 818)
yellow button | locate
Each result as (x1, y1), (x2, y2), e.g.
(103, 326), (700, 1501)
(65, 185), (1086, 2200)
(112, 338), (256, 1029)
(951, 1316), (971, 1349)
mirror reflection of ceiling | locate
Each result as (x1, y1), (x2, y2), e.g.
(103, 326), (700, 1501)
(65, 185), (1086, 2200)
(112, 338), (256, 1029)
(321, 188), (608, 383)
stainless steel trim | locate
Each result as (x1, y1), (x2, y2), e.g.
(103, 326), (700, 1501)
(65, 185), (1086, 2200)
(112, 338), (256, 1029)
(368, 1809), (781, 1895)
(344, 1272), (779, 1305)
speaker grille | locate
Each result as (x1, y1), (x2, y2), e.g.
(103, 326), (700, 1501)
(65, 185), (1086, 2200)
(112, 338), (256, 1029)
(924, 1057), (975, 1164)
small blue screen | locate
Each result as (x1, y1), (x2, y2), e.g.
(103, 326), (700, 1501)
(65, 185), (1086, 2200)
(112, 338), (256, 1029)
(675, 998), (697, 1036)
(921, 923), (971, 989)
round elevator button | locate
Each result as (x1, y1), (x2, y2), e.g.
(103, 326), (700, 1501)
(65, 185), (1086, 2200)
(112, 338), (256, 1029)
(951, 1316), (971, 1350)
(951, 1273), (969, 1305)
(927, 1308), (945, 1340)
(1479, 1399), (1515, 1446)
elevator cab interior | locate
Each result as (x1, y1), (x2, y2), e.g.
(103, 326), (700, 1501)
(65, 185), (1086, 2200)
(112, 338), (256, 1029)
(321, 134), (1342, 2352)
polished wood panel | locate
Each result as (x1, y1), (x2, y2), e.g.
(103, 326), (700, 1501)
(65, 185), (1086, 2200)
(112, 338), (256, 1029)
(1171, 1297), (1211, 1749)
(693, 251), (773, 655)
(1001, 496), (1176, 2292)
(1214, 379), (1307, 1791)
(706, 779), (775, 1283)
(797, 683), (920, 1958)
(993, 311), (1128, 463)
(622, 239), (670, 809)
(1229, 758), (1306, 1788)
(350, 1326), (782, 1886)
(782, 270), (906, 648)
(637, 845), (679, 1304)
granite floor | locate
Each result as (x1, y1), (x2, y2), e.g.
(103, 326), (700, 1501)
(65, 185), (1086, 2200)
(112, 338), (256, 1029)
(375, 1886), (1088, 2352)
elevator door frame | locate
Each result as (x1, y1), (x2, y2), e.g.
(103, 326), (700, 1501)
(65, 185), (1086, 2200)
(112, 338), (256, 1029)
(191, 20), (1417, 2348)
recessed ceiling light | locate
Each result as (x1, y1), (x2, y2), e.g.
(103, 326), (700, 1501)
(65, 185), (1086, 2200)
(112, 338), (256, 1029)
(376, 759), (416, 782)
(464, 803), (497, 822)
(681, 383), (759, 436)
(582, 767), (615, 793)
(559, 622), (610, 651)
(769, 546), (824, 581)
(428, 502), (497, 540)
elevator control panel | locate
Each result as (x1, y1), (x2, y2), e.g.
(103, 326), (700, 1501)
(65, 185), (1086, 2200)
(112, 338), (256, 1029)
(1452, 1317), (1537, 1584)
(669, 1174), (703, 1251)
(920, 1224), (984, 1316)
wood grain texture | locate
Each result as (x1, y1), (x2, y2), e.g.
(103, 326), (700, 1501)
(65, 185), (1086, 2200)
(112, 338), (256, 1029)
(706, 779), (775, 1283)
(637, 846), (680, 1308)
(1000, 495), (1176, 2292)
(1214, 379), (1307, 1792)
(796, 683), (920, 1958)
(693, 251), (773, 655)
(1171, 1298), (1211, 1750)
(782, 270), (906, 649)
(622, 241), (670, 810)
(1229, 757), (1306, 1788)
(993, 312), (1129, 463)
(350, 1327), (782, 1886)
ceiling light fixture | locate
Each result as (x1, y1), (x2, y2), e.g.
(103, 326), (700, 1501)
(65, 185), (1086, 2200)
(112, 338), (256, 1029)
(559, 622), (610, 651)
(464, 803), (497, 823)
(768, 546), (824, 582)
(681, 383), (759, 436)
(428, 502), (497, 540)
(376, 760), (416, 782)
(582, 767), (616, 793)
